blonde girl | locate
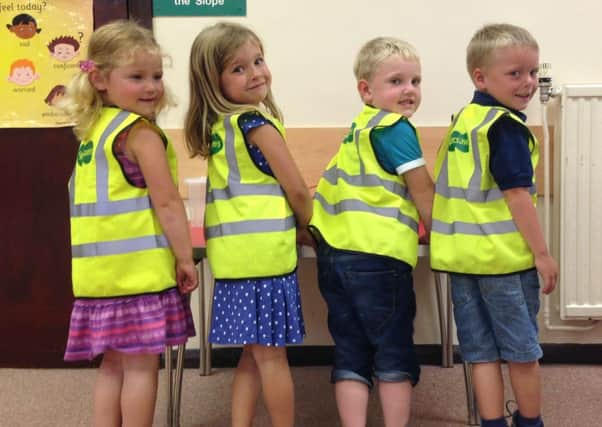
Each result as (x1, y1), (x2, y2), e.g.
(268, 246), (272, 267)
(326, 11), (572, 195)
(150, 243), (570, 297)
(185, 22), (312, 427)
(62, 20), (197, 426)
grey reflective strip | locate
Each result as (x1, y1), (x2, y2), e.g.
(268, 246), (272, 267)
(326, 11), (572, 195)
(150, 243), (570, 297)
(206, 114), (287, 202)
(435, 108), (531, 203)
(207, 182), (282, 202)
(205, 215), (296, 239)
(355, 110), (388, 175)
(72, 235), (169, 258)
(437, 184), (536, 202)
(70, 111), (150, 217)
(322, 166), (411, 200)
(71, 197), (152, 217)
(431, 218), (517, 235)
(314, 192), (418, 231)
(224, 115), (239, 180)
(467, 109), (499, 191)
(96, 110), (133, 202)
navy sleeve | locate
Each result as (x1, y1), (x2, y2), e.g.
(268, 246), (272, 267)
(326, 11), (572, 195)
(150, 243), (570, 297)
(488, 116), (534, 190)
(239, 111), (274, 176)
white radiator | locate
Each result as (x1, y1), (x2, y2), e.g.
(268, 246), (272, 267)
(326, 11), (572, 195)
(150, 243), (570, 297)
(558, 84), (602, 319)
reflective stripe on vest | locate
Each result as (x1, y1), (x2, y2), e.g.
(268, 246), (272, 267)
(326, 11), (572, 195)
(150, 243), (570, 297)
(430, 104), (538, 274)
(70, 108), (176, 297)
(310, 105), (420, 266)
(205, 112), (296, 279)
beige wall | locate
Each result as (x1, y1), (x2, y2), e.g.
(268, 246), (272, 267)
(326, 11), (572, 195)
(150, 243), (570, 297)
(153, 2), (602, 348)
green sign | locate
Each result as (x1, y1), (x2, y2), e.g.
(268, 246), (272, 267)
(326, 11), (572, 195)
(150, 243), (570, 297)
(153, 0), (246, 17)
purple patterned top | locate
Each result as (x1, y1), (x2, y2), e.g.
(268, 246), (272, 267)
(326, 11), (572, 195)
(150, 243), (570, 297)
(113, 125), (146, 187)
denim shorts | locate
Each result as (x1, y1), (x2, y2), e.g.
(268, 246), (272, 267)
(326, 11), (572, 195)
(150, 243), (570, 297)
(450, 269), (543, 363)
(315, 237), (420, 388)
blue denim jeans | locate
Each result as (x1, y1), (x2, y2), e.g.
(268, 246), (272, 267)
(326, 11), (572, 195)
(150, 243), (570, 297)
(315, 238), (420, 388)
(450, 269), (543, 363)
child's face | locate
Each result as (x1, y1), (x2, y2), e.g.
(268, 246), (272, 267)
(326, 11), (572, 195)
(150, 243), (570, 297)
(8, 66), (38, 86)
(51, 43), (78, 62)
(8, 22), (37, 39)
(92, 51), (164, 120)
(358, 55), (422, 118)
(472, 45), (539, 111)
(220, 40), (271, 106)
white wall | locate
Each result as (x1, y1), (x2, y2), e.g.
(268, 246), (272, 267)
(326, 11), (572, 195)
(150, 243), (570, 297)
(154, 0), (602, 129)
(154, 1), (602, 346)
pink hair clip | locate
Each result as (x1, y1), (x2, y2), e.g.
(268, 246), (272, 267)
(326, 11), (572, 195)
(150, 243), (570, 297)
(79, 59), (96, 73)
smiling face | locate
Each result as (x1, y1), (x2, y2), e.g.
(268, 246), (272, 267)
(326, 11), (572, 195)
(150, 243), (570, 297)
(219, 39), (271, 106)
(92, 51), (164, 120)
(472, 45), (539, 111)
(358, 54), (422, 118)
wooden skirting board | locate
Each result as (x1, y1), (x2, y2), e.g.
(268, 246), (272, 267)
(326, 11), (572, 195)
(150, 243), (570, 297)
(166, 126), (553, 198)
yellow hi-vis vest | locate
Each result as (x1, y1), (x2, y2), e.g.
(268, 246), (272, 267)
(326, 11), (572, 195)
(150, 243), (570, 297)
(430, 104), (539, 274)
(205, 111), (297, 279)
(310, 105), (420, 267)
(70, 107), (178, 297)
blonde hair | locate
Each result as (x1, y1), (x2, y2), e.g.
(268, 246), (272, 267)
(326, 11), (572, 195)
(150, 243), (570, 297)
(353, 37), (420, 81)
(184, 22), (282, 158)
(59, 20), (173, 140)
(466, 23), (539, 74)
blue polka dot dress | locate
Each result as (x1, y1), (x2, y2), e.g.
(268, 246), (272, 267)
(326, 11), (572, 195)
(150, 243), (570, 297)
(208, 112), (305, 347)
(209, 272), (305, 346)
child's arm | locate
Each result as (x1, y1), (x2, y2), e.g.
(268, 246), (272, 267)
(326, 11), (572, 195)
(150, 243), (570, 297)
(404, 166), (434, 233)
(504, 187), (557, 294)
(127, 122), (198, 294)
(247, 124), (312, 228)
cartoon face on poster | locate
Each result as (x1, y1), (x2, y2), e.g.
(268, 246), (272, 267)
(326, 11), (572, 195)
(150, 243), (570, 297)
(0, 0), (93, 128)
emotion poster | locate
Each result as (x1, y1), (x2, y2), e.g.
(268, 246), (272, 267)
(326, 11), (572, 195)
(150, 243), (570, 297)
(0, 0), (92, 127)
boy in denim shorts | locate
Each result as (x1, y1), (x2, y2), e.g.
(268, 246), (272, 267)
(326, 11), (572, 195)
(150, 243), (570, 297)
(430, 23), (558, 427)
(310, 37), (434, 427)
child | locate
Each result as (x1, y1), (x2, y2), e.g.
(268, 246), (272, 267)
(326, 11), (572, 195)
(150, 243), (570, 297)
(61, 20), (197, 426)
(184, 22), (312, 427)
(309, 37), (434, 427)
(430, 23), (558, 427)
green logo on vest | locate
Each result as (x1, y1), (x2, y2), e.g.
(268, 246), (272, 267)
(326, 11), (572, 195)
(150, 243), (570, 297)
(210, 133), (224, 154)
(77, 141), (93, 166)
(448, 131), (469, 153)
(342, 122), (357, 144)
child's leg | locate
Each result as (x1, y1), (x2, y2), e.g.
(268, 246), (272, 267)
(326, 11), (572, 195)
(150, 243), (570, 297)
(335, 380), (369, 427)
(120, 353), (159, 427)
(508, 360), (541, 418)
(94, 350), (124, 427)
(250, 344), (294, 427)
(472, 361), (505, 420)
(232, 345), (261, 427)
(378, 380), (412, 427)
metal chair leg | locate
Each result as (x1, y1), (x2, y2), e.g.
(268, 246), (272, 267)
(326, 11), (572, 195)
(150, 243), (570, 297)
(445, 274), (454, 367)
(165, 346), (174, 427)
(198, 259), (213, 376)
(463, 361), (480, 426)
(434, 271), (449, 368)
(173, 343), (186, 427)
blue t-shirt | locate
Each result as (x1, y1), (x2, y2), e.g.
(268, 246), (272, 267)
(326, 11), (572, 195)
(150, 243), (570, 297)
(472, 91), (534, 190)
(371, 117), (425, 175)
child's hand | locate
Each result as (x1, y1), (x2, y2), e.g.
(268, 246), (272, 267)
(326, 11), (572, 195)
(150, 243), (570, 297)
(176, 260), (198, 294)
(296, 228), (316, 250)
(535, 253), (558, 294)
